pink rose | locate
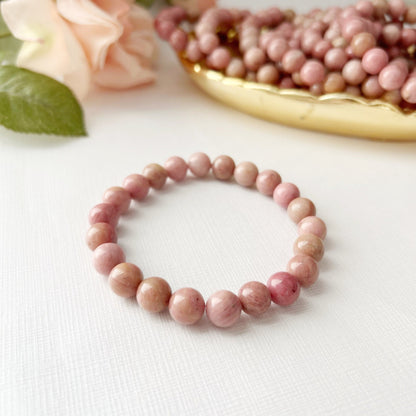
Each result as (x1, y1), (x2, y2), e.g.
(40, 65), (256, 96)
(170, 0), (216, 18)
(1, 0), (156, 100)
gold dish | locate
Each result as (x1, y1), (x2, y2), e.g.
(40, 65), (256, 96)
(180, 58), (416, 141)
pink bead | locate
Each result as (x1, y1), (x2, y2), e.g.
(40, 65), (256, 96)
(287, 255), (319, 287)
(401, 78), (416, 103)
(287, 197), (316, 224)
(342, 59), (366, 85)
(169, 288), (205, 325)
(244, 47), (266, 72)
(355, 0), (374, 17)
(301, 30), (322, 55)
(89, 203), (118, 228)
(206, 290), (242, 328)
(212, 155), (235, 181)
(350, 32), (376, 58)
(108, 263), (143, 298)
(279, 77), (296, 89)
(226, 58), (246, 78)
(122, 174), (150, 201)
(137, 277), (172, 313)
(267, 272), (300, 306)
(298, 216), (327, 239)
(266, 38), (288, 62)
(389, 0), (407, 19)
(361, 75), (385, 98)
(342, 17), (367, 41)
(294, 234), (325, 262)
(401, 28), (416, 48)
(238, 281), (271, 316)
(142, 163), (168, 190)
(207, 47), (231, 70)
(257, 64), (279, 84)
(234, 161), (258, 187)
(199, 33), (219, 54)
(186, 40), (203, 62)
(282, 49), (306, 74)
(188, 152), (211, 177)
(256, 169), (282, 196)
(93, 243), (125, 276)
(103, 186), (131, 214)
(155, 19), (175, 41)
(164, 156), (188, 182)
(273, 182), (300, 208)
(313, 39), (332, 59)
(169, 29), (188, 52)
(379, 63), (408, 91)
(362, 48), (389, 75)
(300, 60), (326, 87)
(382, 24), (401, 46)
(86, 222), (117, 251)
(324, 48), (348, 71)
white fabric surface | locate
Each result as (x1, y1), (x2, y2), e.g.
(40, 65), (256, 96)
(1, 1), (416, 415)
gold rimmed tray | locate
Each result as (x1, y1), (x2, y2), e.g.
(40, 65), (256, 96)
(180, 58), (416, 141)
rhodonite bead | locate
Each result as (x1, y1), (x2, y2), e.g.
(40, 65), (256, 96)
(267, 272), (300, 306)
(86, 222), (117, 251)
(362, 48), (389, 74)
(234, 161), (258, 187)
(93, 243), (125, 275)
(256, 169), (281, 195)
(103, 186), (131, 214)
(212, 155), (235, 180)
(188, 152), (211, 177)
(137, 277), (172, 313)
(206, 290), (242, 327)
(287, 255), (319, 287)
(273, 182), (300, 208)
(143, 163), (168, 190)
(298, 216), (327, 239)
(293, 233), (324, 262)
(122, 174), (150, 201)
(238, 281), (271, 316)
(109, 263), (143, 298)
(287, 197), (316, 224)
(164, 156), (188, 182)
(89, 203), (119, 228)
(169, 288), (205, 325)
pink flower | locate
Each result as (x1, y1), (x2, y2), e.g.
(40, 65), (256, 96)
(170, 0), (216, 18)
(1, 0), (156, 100)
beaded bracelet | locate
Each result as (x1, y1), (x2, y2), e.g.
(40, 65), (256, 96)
(86, 153), (326, 328)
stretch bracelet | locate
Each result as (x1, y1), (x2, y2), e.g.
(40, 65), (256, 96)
(86, 153), (326, 328)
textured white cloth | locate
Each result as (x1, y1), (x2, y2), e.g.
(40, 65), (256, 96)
(1, 1), (416, 415)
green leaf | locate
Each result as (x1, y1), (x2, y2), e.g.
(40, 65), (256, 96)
(135, 0), (155, 7)
(0, 66), (87, 136)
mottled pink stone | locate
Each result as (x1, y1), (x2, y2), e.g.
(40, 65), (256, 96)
(169, 288), (205, 325)
(108, 263), (143, 298)
(142, 163), (168, 190)
(293, 234), (325, 262)
(206, 290), (242, 328)
(362, 48), (389, 75)
(188, 152), (211, 177)
(234, 161), (258, 187)
(273, 183), (300, 208)
(287, 197), (316, 224)
(136, 277), (172, 313)
(89, 203), (119, 228)
(212, 155), (235, 181)
(238, 281), (271, 316)
(267, 272), (300, 306)
(93, 243), (125, 276)
(256, 169), (282, 196)
(122, 174), (150, 201)
(298, 216), (327, 240)
(102, 186), (131, 214)
(287, 255), (319, 287)
(86, 222), (117, 251)
(164, 156), (188, 182)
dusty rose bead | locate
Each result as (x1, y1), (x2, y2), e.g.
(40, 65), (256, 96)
(244, 47), (266, 72)
(382, 89), (402, 105)
(351, 32), (376, 58)
(345, 85), (361, 96)
(401, 28), (416, 48)
(267, 272), (300, 306)
(267, 38), (288, 62)
(292, 72), (303, 86)
(109, 263), (143, 298)
(273, 182), (300, 208)
(199, 33), (219, 54)
(401, 78), (416, 103)
(342, 59), (366, 85)
(86, 222), (117, 251)
(186, 40), (203, 62)
(313, 39), (332, 60)
(294, 234), (324, 262)
(93, 243), (125, 275)
(143, 163), (168, 190)
(300, 60), (326, 87)
(405, 5), (416, 23)
(362, 75), (384, 98)
(287, 255), (319, 287)
(373, 0), (389, 18)
(279, 77), (296, 89)
(298, 216), (327, 239)
(206, 290), (242, 328)
(282, 49), (306, 74)
(256, 169), (282, 196)
(226, 58), (246, 78)
(310, 83), (324, 96)
(156, 19), (176, 41)
(362, 48), (389, 75)
(379, 63), (408, 91)
(169, 29), (188, 52)
(122, 174), (150, 201)
(188, 152), (211, 177)
(324, 72), (346, 93)
(103, 186), (131, 215)
(342, 17), (367, 42)
(389, 0), (407, 19)
(239, 36), (257, 54)
(257, 64), (279, 84)
(238, 281), (271, 316)
(287, 197), (316, 224)
(164, 156), (188, 182)
(89, 203), (119, 227)
(212, 155), (235, 181)
(382, 24), (401, 46)
(301, 31), (322, 55)
(234, 161), (258, 187)
(169, 288), (205, 325)
(355, 0), (374, 17)
(324, 48), (348, 71)
(207, 47), (231, 70)
(136, 277), (171, 313)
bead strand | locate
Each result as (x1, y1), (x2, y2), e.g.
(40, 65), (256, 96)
(86, 153), (326, 328)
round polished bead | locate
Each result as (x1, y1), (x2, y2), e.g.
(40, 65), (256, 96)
(324, 72), (346, 93)
(169, 288), (205, 325)
(109, 263), (143, 298)
(267, 37), (289, 62)
(405, 5), (416, 23)
(298, 216), (327, 239)
(136, 277), (172, 313)
(188, 152), (211, 177)
(342, 59), (366, 85)
(244, 47), (266, 72)
(324, 48), (348, 71)
(257, 64), (279, 84)
(273, 182), (300, 208)
(86, 222), (117, 251)
(169, 28), (188, 52)
(103, 186), (131, 214)
(362, 75), (384, 98)
(238, 281), (271, 316)
(206, 290), (242, 328)
(186, 40), (203, 62)
(93, 243), (125, 275)
(142, 163), (168, 190)
(401, 78), (416, 104)
(122, 174), (150, 201)
(199, 33), (219, 54)
(207, 47), (231, 70)
(294, 233), (324, 262)
(300, 60), (326, 87)
(89, 203), (119, 227)
(362, 48), (389, 75)
(267, 272), (300, 306)
(382, 23), (401, 46)
(226, 58), (246, 78)
(379, 63), (408, 91)
(350, 32), (376, 58)
(212, 155), (235, 181)
(287, 255), (319, 287)
(287, 197), (316, 224)
(234, 161), (258, 187)
(256, 169), (282, 196)
(164, 156), (188, 182)
(282, 49), (306, 74)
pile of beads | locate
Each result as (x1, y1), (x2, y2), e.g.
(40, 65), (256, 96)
(155, 0), (416, 109)
(86, 153), (327, 328)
